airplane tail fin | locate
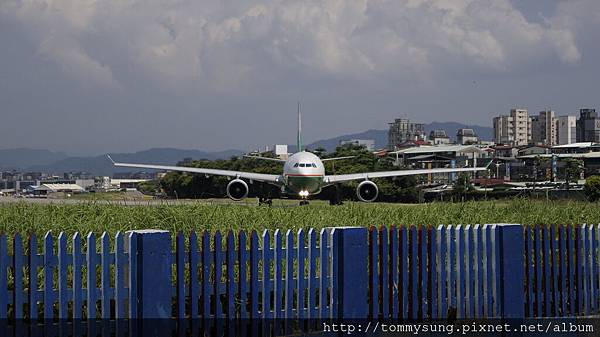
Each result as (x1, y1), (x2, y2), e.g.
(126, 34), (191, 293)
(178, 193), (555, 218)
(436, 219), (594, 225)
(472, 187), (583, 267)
(297, 101), (303, 152)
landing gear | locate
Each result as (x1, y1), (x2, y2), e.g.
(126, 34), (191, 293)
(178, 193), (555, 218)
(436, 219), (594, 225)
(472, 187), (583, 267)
(258, 197), (273, 206)
(299, 200), (310, 206)
(329, 184), (343, 206)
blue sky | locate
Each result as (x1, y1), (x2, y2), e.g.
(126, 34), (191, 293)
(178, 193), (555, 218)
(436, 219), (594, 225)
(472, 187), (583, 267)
(1, 0), (598, 155)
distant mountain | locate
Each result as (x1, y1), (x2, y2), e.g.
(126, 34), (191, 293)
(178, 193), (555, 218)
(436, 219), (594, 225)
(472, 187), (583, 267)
(22, 148), (243, 175)
(306, 122), (493, 151)
(0, 148), (68, 170)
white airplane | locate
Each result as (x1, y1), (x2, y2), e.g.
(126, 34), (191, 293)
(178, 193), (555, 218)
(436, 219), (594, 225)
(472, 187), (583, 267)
(108, 104), (488, 204)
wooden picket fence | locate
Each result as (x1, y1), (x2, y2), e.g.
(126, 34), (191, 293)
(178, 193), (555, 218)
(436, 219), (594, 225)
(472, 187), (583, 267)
(0, 223), (597, 328)
(368, 224), (504, 320)
(0, 232), (131, 321)
(172, 228), (333, 322)
(524, 224), (600, 317)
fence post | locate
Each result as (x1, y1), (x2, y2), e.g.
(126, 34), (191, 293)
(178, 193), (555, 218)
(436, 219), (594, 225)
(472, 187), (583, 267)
(496, 224), (525, 318)
(331, 227), (369, 318)
(127, 229), (172, 319)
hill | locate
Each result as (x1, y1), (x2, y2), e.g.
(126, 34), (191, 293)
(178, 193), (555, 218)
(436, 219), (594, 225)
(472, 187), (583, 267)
(0, 148), (68, 170)
(23, 148), (243, 175)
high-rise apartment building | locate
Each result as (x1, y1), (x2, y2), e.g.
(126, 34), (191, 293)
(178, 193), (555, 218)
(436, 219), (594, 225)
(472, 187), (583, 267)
(531, 110), (557, 146)
(388, 118), (425, 149)
(557, 115), (577, 145)
(493, 108), (531, 146)
(576, 108), (600, 142)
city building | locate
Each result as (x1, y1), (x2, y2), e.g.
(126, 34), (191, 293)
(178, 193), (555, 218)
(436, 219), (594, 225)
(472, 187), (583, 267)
(339, 139), (375, 151)
(531, 110), (557, 146)
(493, 108), (531, 146)
(388, 118), (426, 150)
(456, 128), (479, 145)
(576, 108), (600, 142)
(272, 144), (289, 159)
(428, 130), (450, 145)
(557, 115), (577, 145)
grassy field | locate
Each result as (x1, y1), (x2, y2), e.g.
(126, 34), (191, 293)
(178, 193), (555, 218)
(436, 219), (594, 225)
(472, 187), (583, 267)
(0, 198), (599, 236)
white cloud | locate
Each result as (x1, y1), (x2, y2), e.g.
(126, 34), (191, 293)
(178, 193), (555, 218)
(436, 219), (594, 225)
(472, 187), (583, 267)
(1, 0), (595, 92)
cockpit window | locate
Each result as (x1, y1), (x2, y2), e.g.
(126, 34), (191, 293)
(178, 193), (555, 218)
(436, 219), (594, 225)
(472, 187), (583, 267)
(299, 163), (306, 167)
(293, 163), (299, 167)
(312, 163), (317, 168)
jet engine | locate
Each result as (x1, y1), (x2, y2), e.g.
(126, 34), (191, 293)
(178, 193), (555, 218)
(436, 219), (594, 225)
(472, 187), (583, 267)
(227, 179), (249, 201)
(356, 180), (379, 202)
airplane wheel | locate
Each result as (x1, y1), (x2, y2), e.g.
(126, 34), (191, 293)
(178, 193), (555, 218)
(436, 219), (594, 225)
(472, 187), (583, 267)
(299, 200), (309, 206)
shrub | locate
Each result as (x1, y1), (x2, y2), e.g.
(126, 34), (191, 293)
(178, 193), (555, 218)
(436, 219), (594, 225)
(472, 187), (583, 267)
(584, 175), (600, 201)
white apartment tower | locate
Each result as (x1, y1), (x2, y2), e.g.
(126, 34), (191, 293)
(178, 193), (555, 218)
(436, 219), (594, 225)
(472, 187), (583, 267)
(557, 115), (577, 145)
(493, 108), (531, 146)
(531, 110), (557, 146)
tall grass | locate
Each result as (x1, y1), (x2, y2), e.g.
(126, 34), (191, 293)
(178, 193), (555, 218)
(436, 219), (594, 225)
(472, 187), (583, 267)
(1, 198), (599, 237)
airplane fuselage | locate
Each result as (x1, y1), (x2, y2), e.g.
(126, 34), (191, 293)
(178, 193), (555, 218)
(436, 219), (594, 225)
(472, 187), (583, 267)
(282, 151), (325, 196)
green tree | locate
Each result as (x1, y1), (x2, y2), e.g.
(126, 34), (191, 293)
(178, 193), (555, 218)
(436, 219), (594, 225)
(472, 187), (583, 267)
(583, 175), (600, 201)
(452, 173), (472, 201)
(563, 158), (584, 189)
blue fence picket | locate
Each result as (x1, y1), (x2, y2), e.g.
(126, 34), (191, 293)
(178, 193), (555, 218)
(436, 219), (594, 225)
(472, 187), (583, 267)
(380, 226), (389, 319)
(201, 231), (211, 320)
(72, 233), (82, 320)
(591, 225), (598, 313)
(115, 232), (126, 319)
(455, 225), (464, 319)
(273, 229), (283, 322)
(524, 226), (531, 317)
(214, 231), (224, 321)
(368, 227), (378, 319)
(567, 225), (575, 316)
(0, 234), (7, 320)
(429, 226), (437, 320)
(308, 228), (318, 321)
(400, 226), (408, 319)
(474, 224), (484, 318)
(250, 231), (259, 320)
(238, 231), (248, 320)
(410, 226), (418, 319)
(175, 232), (185, 319)
(582, 225), (589, 316)
(101, 233), (111, 319)
(543, 226), (551, 317)
(390, 226), (399, 319)
(420, 226), (427, 319)
(43, 232), (54, 320)
(551, 225), (560, 317)
(436, 225), (446, 319)
(226, 231), (236, 334)
(28, 234), (39, 321)
(13, 234), (24, 319)
(87, 233), (97, 320)
(465, 225), (473, 319)
(57, 233), (68, 318)
(534, 226), (544, 317)
(559, 225), (567, 317)
(284, 230), (294, 322)
(297, 229), (306, 321)
(577, 225), (584, 315)
(483, 224), (493, 317)
(128, 232), (138, 319)
(447, 225), (455, 316)
(262, 230), (272, 320)
(318, 229), (328, 319)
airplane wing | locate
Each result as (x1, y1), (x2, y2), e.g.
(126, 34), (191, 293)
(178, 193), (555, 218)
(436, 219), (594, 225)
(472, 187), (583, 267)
(321, 156), (355, 162)
(242, 155), (287, 163)
(108, 155), (282, 184)
(324, 166), (488, 184)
